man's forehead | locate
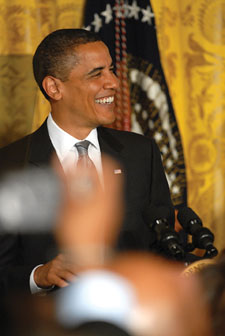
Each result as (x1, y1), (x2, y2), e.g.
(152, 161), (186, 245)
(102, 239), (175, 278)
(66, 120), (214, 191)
(74, 41), (110, 58)
(73, 42), (112, 68)
(74, 40), (105, 51)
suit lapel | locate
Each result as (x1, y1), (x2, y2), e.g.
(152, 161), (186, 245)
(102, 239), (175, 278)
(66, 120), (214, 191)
(97, 126), (123, 157)
(97, 126), (125, 176)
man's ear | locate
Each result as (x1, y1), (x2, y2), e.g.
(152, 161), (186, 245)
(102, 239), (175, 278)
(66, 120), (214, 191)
(42, 76), (62, 100)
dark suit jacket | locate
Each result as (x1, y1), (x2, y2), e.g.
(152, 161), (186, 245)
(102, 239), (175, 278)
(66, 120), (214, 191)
(0, 120), (173, 292)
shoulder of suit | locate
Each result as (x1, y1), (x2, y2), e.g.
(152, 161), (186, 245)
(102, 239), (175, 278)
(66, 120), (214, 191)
(0, 133), (32, 154)
(0, 120), (48, 152)
(98, 126), (153, 144)
(0, 120), (49, 167)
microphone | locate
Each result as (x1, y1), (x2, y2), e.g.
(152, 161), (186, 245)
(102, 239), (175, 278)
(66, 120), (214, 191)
(177, 207), (218, 258)
(144, 205), (185, 261)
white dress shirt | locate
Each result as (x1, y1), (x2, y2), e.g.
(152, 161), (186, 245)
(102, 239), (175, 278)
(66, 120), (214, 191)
(47, 113), (102, 175)
(30, 113), (103, 294)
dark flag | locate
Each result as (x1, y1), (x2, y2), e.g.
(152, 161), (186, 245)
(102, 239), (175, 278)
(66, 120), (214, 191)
(83, 0), (187, 206)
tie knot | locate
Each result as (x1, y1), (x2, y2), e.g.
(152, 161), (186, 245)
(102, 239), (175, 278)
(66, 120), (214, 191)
(75, 140), (91, 157)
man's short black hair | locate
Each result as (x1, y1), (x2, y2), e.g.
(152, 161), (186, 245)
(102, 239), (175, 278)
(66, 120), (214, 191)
(33, 29), (102, 100)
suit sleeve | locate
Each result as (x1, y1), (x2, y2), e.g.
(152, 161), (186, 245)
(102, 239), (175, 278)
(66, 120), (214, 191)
(0, 234), (33, 293)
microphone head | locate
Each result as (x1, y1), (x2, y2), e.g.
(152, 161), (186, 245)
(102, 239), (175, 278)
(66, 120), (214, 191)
(144, 205), (186, 260)
(177, 207), (202, 231)
(144, 205), (175, 230)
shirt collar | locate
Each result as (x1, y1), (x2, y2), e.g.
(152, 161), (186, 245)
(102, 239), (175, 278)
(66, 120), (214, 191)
(47, 113), (100, 161)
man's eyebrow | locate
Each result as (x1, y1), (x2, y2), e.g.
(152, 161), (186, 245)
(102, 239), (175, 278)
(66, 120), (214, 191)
(87, 66), (104, 76)
(86, 63), (114, 76)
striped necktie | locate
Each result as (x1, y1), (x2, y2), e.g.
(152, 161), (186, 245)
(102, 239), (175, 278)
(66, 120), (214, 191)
(75, 140), (95, 170)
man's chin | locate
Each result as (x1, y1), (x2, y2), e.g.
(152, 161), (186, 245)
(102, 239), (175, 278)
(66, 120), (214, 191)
(101, 116), (116, 127)
(98, 111), (116, 126)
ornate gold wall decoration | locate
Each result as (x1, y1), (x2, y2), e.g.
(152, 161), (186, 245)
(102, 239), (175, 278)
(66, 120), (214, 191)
(188, 135), (217, 175)
(199, 0), (225, 45)
(180, 5), (195, 26)
(0, 0), (85, 147)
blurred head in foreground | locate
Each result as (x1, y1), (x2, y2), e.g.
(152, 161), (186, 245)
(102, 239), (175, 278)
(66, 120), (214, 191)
(197, 251), (225, 336)
(55, 252), (212, 336)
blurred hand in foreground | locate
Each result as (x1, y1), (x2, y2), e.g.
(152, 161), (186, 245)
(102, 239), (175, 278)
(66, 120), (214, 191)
(54, 155), (124, 270)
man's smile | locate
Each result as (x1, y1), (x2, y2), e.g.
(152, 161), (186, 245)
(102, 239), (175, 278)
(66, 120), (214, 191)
(95, 96), (114, 104)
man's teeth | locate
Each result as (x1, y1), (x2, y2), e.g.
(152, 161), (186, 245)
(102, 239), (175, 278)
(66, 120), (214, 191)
(95, 96), (114, 104)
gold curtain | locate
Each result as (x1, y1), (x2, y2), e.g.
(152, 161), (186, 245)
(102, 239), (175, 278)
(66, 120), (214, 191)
(0, 0), (85, 147)
(0, 0), (225, 251)
(151, 0), (225, 252)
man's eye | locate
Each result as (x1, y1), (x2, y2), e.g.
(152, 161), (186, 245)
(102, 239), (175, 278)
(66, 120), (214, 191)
(92, 72), (101, 77)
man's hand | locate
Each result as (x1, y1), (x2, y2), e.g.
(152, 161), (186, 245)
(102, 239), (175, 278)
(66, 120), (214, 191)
(34, 253), (76, 289)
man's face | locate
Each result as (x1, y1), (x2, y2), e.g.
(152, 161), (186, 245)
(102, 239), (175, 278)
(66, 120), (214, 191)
(60, 41), (119, 131)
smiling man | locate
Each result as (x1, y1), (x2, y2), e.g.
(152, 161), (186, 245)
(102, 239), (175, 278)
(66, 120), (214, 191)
(0, 29), (173, 294)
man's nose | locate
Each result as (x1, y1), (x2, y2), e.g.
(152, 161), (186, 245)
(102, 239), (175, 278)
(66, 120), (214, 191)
(104, 72), (119, 90)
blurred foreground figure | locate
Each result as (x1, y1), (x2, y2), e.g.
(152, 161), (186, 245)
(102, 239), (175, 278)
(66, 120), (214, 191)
(54, 183), (211, 336)
(55, 253), (212, 336)
(0, 159), (212, 336)
(66, 322), (132, 336)
(196, 251), (225, 336)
